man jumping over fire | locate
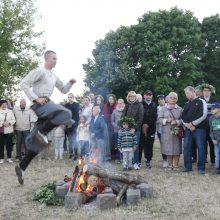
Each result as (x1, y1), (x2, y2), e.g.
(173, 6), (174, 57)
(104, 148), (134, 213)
(15, 50), (76, 185)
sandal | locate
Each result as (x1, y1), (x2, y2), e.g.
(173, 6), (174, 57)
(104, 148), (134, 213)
(167, 166), (173, 170)
(173, 166), (179, 171)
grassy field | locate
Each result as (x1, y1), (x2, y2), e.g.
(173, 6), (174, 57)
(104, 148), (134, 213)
(0, 140), (219, 220)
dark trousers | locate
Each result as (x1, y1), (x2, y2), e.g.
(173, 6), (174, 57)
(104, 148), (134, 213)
(19, 101), (73, 171)
(157, 132), (167, 160)
(15, 130), (30, 159)
(192, 139), (197, 160)
(0, 133), (13, 159)
(20, 150), (37, 171)
(139, 133), (155, 162)
(205, 130), (215, 163)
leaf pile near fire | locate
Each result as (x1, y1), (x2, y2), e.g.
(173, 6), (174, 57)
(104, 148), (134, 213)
(33, 182), (64, 206)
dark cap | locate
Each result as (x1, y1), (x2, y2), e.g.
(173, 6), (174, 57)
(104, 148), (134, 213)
(144, 90), (153, 95)
(211, 102), (220, 109)
(157, 94), (165, 100)
(0, 100), (7, 107)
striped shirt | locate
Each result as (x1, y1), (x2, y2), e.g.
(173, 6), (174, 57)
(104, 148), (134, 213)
(118, 128), (137, 149)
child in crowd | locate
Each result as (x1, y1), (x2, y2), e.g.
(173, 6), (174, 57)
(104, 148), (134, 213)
(117, 117), (137, 171)
(53, 125), (65, 160)
(77, 115), (90, 157)
(209, 102), (220, 174)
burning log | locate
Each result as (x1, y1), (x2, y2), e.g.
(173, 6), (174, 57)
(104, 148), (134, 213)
(69, 166), (80, 192)
(83, 163), (147, 185)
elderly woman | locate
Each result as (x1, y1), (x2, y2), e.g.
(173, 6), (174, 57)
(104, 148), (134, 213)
(157, 92), (182, 170)
(0, 100), (16, 163)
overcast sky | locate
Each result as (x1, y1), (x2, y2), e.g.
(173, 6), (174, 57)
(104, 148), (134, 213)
(33, 0), (220, 103)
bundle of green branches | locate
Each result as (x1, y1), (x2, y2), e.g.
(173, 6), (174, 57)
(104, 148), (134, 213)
(33, 182), (63, 206)
(118, 116), (137, 128)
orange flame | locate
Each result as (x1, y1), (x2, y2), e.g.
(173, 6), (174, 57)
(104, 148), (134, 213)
(75, 172), (94, 193)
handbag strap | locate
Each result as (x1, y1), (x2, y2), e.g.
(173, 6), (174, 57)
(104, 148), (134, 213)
(3, 113), (7, 122)
(168, 109), (176, 120)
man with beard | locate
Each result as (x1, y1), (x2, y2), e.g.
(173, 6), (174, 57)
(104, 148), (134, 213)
(140, 90), (157, 169)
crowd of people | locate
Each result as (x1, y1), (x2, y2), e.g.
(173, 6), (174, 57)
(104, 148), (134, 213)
(1, 50), (220, 186)
(0, 83), (220, 176)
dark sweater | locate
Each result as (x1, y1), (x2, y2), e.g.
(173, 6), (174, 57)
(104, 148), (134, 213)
(142, 101), (157, 134)
(181, 97), (207, 129)
(122, 101), (144, 130)
(64, 102), (80, 129)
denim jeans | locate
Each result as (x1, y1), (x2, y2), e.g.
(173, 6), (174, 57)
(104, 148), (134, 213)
(133, 131), (141, 164)
(78, 140), (89, 157)
(214, 143), (220, 169)
(183, 128), (206, 171)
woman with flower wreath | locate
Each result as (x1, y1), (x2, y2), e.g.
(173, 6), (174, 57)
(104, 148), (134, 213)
(157, 92), (183, 170)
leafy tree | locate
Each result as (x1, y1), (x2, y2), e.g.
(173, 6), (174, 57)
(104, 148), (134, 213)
(83, 7), (205, 104)
(201, 14), (220, 99)
(0, 0), (45, 99)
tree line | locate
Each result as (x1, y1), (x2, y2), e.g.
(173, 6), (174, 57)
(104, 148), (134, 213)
(83, 7), (220, 105)
(0, 3), (219, 105)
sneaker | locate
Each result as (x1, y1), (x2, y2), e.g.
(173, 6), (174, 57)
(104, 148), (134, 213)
(198, 170), (205, 175)
(162, 160), (168, 168)
(7, 158), (13, 163)
(182, 168), (192, 172)
(146, 160), (152, 169)
(214, 169), (220, 175)
(133, 163), (140, 170)
(36, 131), (48, 145)
(192, 158), (197, 163)
(72, 155), (78, 161)
(15, 165), (24, 185)
(0, 159), (4, 164)
(15, 157), (22, 162)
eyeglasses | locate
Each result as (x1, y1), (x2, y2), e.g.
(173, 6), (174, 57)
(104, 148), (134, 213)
(169, 97), (177, 99)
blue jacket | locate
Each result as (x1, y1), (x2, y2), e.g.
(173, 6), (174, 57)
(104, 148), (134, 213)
(90, 115), (106, 139)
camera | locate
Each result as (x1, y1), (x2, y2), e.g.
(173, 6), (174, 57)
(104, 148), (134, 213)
(207, 103), (214, 115)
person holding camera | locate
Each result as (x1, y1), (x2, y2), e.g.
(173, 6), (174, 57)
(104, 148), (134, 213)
(201, 83), (219, 165)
